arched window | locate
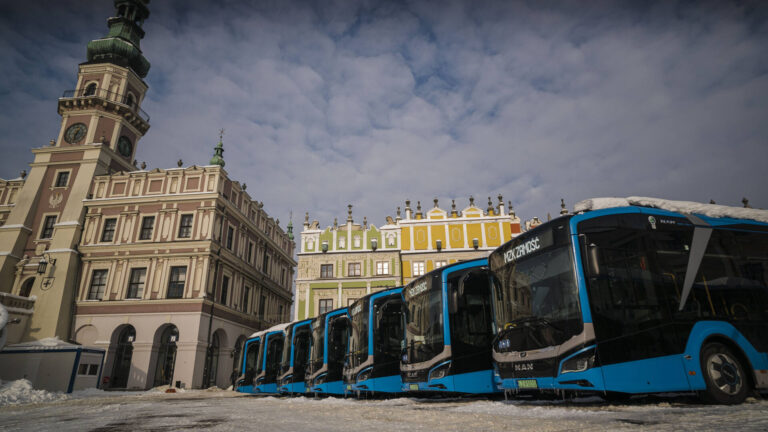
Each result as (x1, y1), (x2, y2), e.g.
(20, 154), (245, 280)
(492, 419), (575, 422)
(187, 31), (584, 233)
(125, 93), (135, 108)
(84, 83), (97, 97)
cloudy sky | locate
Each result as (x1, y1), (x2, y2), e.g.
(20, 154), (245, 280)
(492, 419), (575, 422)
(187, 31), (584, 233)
(1, 0), (767, 230)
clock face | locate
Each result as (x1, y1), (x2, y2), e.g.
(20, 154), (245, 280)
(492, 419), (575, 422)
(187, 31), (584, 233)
(117, 136), (133, 157)
(64, 123), (87, 144)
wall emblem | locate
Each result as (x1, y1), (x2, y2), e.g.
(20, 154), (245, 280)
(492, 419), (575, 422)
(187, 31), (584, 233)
(49, 192), (64, 208)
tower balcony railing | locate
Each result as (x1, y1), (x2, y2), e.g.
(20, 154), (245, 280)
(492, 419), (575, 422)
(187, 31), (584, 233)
(60, 88), (150, 123)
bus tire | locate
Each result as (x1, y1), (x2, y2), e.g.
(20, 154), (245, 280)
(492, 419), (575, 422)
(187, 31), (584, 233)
(699, 342), (750, 404)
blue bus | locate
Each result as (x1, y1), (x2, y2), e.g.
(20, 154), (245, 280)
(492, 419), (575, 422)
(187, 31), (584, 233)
(277, 319), (313, 394)
(252, 323), (289, 394)
(488, 198), (768, 404)
(344, 287), (405, 396)
(307, 307), (350, 395)
(401, 259), (499, 394)
(235, 329), (266, 393)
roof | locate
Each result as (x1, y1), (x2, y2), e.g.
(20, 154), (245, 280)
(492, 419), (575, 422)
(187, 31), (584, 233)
(574, 196), (768, 224)
(2, 337), (104, 352)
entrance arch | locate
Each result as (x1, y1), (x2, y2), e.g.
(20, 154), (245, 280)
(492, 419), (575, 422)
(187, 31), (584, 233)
(110, 325), (136, 388)
(152, 325), (179, 387)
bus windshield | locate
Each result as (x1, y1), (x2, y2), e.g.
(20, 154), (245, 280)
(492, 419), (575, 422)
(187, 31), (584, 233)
(310, 318), (325, 368)
(348, 298), (370, 369)
(243, 339), (260, 376)
(492, 245), (582, 349)
(404, 276), (444, 364)
(280, 326), (294, 375)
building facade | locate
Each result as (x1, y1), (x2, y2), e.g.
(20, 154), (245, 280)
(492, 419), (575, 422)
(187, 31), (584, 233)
(0, 0), (295, 390)
(295, 196), (521, 320)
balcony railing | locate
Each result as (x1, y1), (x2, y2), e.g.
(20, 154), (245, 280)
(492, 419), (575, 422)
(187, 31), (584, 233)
(61, 88), (150, 123)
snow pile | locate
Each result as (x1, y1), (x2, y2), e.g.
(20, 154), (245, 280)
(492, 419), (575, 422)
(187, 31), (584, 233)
(450, 400), (602, 418)
(575, 196), (768, 223)
(0, 379), (67, 406)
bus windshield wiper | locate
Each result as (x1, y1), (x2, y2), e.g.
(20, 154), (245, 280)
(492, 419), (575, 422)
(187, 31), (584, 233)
(499, 316), (563, 337)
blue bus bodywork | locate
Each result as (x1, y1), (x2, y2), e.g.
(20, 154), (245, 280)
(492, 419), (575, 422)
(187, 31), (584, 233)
(307, 308), (350, 395)
(489, 203), (768, 404)
(401, 259), (500, 394)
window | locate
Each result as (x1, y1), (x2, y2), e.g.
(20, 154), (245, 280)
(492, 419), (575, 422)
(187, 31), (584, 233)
(41, 215), (57, 239)
(413, 261), (425, 277)
(242, 285), (251, 313)
(167, 266), (186, 299)
(319, 298), (333, 315)
(101, 219), (117, 242)
(347, 298), (358, 306)
(348, 262), (361, 277)
(434, 260), (447, 269)
(226, 226), (234, 249)
(221, 276), (230, 305)
(126, 268), (146, 299)
(55, 171), (70, 188)
(88, 364), (99, 375)
(259, 294), (266, 317)
(376, 261), (390, 275)
(247, 241), (254, 263)
(87, 270), (108, 300)
(139, 216), (154, 240)
(84, 82), (97, 96)
(262, 251), (270, 274)
(280, 268), (286, 286)
(320, 264), (333, 278)
(178, 214), (193, 238)
(278, 305), (283, 320)
(78, 364), (89, 375)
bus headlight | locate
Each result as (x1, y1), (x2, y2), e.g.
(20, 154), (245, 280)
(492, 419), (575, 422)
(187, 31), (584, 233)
(314, 374), (327, 386)
(560, 347), (597, 374)
(357, 367), (373, 383)
(429, 361), (452, 381)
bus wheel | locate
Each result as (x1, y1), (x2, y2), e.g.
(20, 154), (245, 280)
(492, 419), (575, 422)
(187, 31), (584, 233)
(699, 343), (750, 404)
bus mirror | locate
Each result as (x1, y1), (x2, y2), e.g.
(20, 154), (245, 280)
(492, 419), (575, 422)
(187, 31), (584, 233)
(588, 244), (600, 276)
(579, 234), (600, 277)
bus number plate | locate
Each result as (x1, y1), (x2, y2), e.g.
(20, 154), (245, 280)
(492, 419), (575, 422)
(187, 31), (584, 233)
(409, 384), (419, 391)
(517, 379), (538, 389)
(346, 385), (352, 390)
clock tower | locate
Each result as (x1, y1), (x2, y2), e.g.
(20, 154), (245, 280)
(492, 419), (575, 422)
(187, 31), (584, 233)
(0, 0), (152, 341)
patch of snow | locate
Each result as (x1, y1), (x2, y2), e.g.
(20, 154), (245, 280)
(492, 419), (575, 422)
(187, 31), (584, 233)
(450, 400), (602, 418)
(0, 379), (67, 406)
(574, 196), (768, 223)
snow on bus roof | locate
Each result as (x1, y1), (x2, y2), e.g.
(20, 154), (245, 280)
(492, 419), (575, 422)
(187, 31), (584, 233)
(574, 196), (768, 224)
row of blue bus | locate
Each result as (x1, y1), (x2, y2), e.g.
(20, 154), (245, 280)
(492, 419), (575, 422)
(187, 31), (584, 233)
(237, 199), (768, 404)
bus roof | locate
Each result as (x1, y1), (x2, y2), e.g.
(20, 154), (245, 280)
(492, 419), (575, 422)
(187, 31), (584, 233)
(265, 322), (290, 334)
(575, 196), (768, 224)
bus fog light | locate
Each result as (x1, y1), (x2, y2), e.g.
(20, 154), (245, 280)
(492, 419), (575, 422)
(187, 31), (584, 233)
(560, 348), (596, 374)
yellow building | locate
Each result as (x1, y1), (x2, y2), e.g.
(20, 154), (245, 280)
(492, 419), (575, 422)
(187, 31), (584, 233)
(295, 196), (521, 319)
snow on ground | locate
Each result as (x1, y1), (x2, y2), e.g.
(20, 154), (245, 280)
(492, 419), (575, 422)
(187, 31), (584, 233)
(1, 389), (767, 431)
(0, 380), (67, 406)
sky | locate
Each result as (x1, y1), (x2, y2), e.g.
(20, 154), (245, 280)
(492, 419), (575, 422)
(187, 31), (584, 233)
(1, 0), (767, 231)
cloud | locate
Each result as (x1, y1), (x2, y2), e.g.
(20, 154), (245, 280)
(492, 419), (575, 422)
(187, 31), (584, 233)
(0, 0), (767, 233)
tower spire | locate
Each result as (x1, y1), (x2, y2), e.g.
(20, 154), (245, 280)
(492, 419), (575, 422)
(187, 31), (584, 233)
(210, 129), (225, 167)
(86, 0), (151, 78)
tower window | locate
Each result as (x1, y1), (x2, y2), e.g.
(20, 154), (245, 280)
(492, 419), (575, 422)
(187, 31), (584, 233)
(125, 93), (135, 108)
(84, 83), (97, 97)
(139, 216), (154, 240)
(55, 171), (70, 188)
(40, 215), (57, 239)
